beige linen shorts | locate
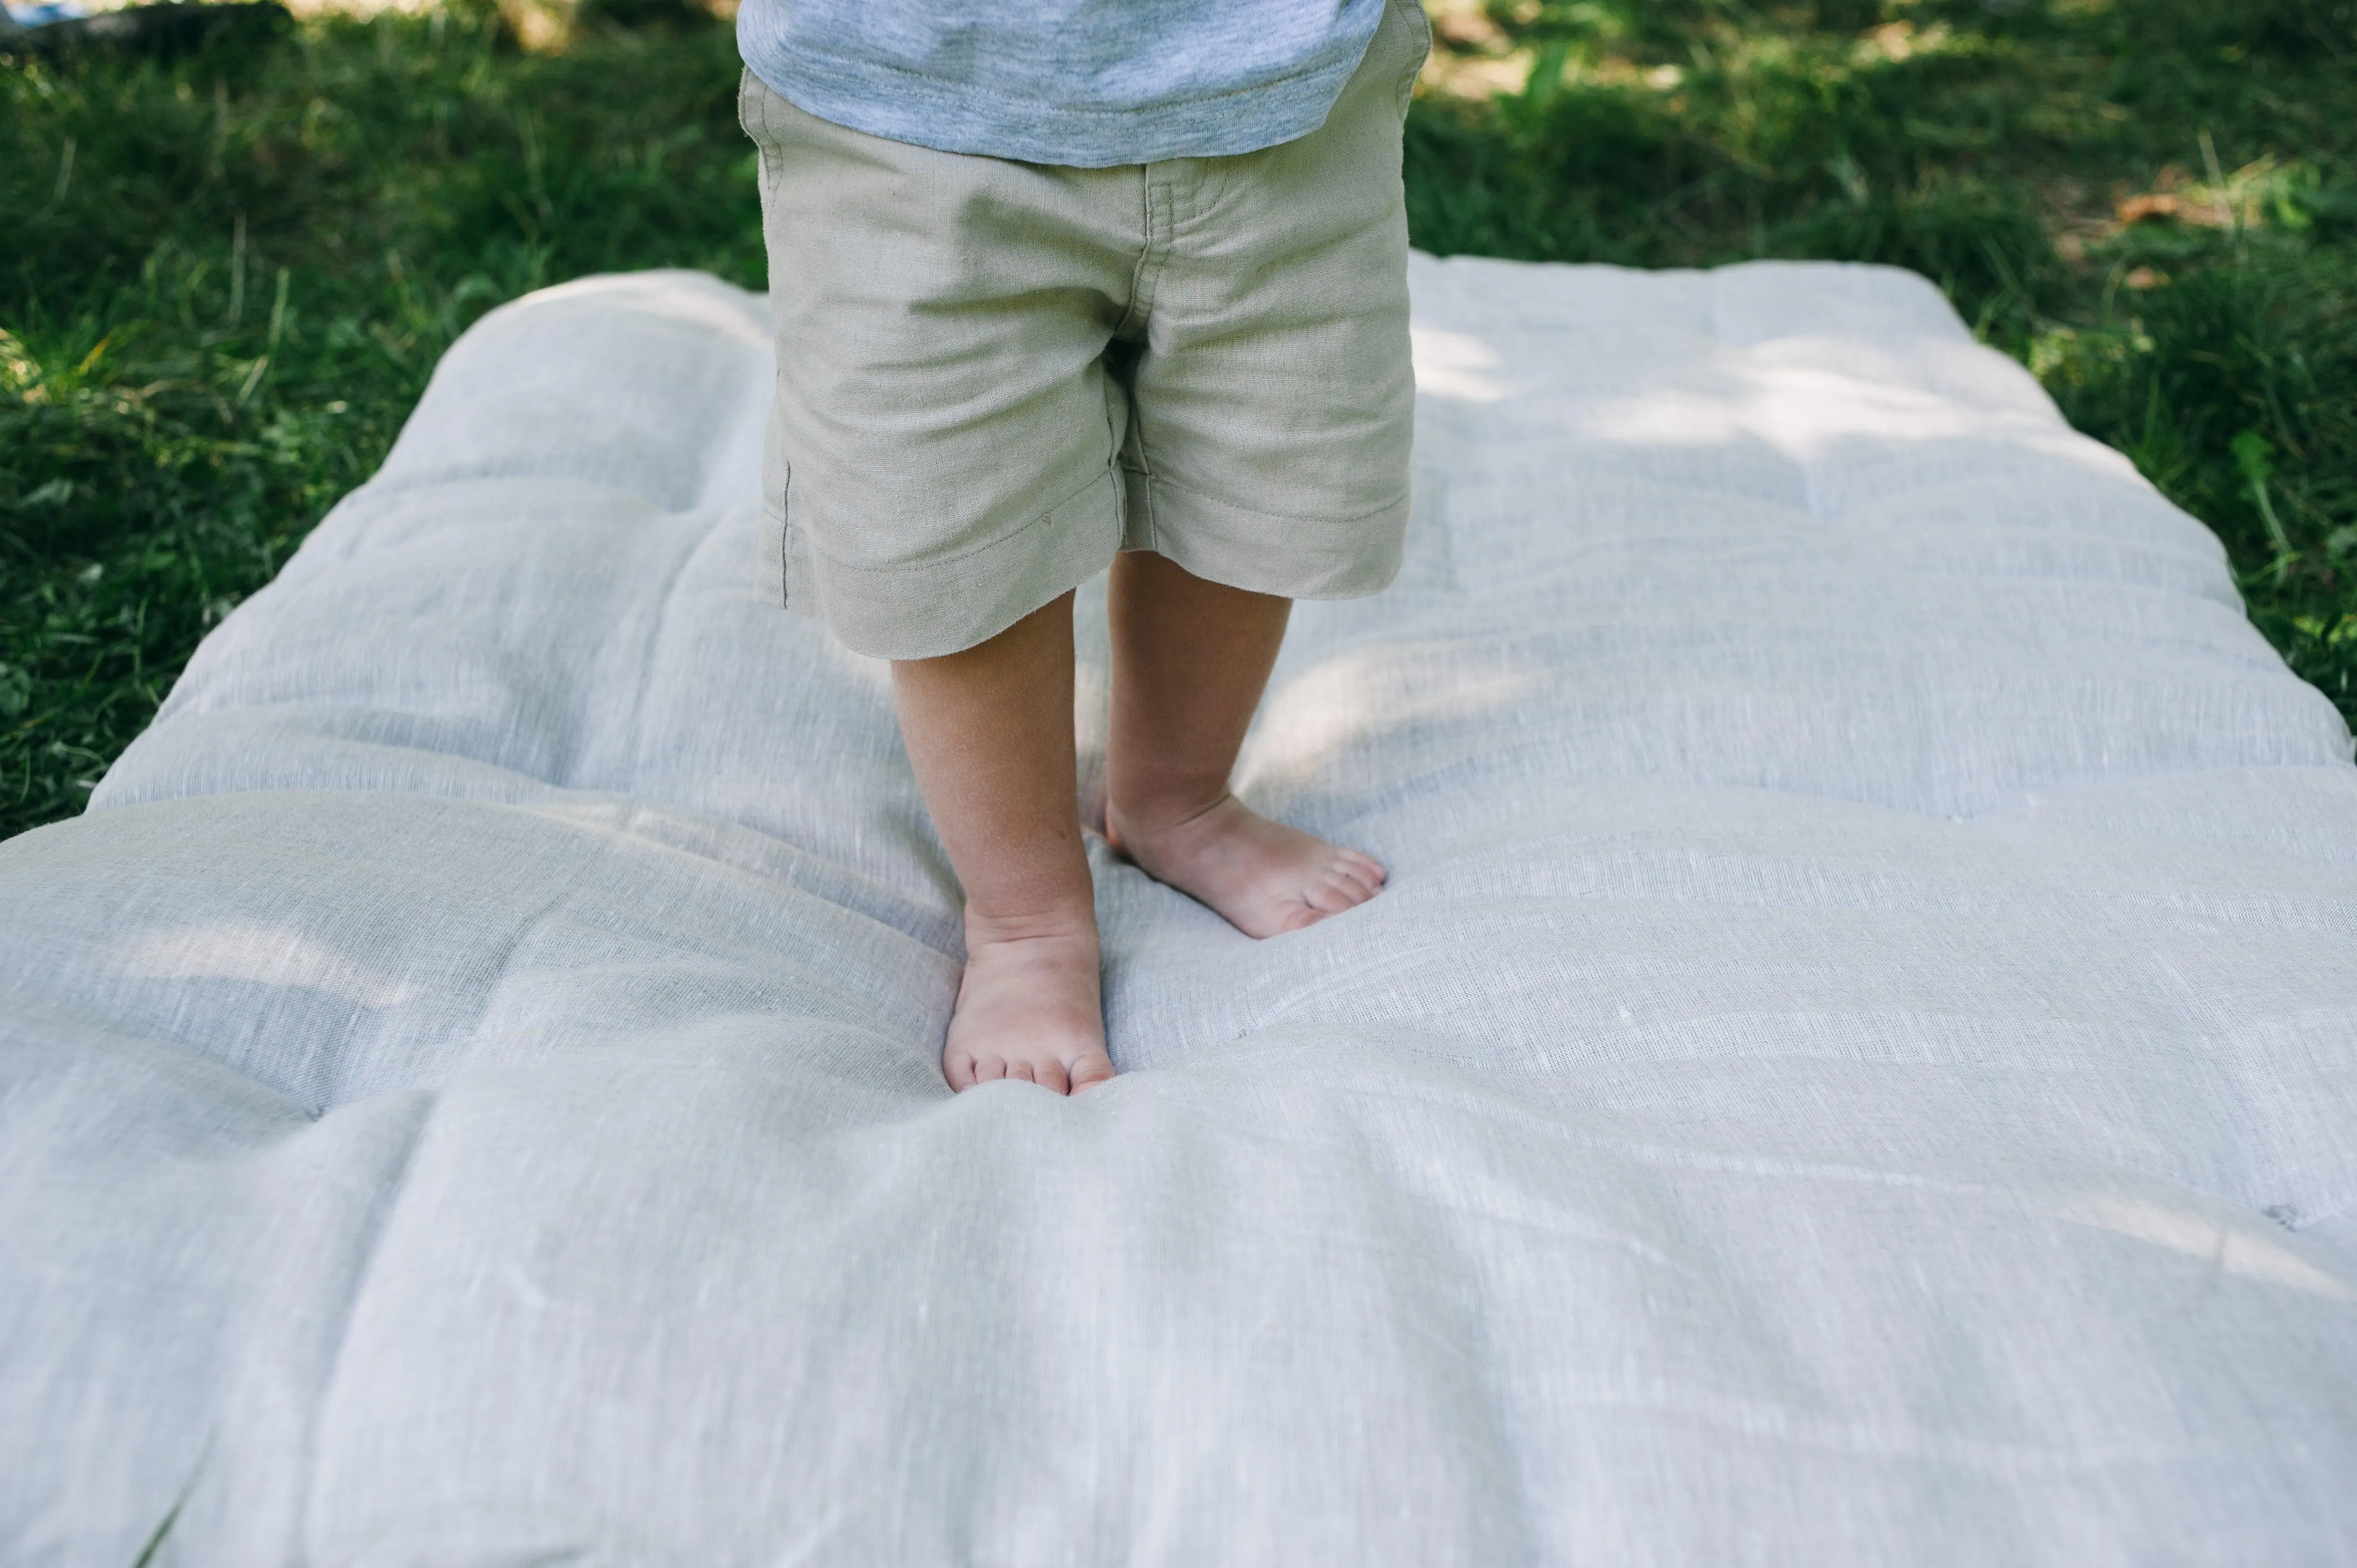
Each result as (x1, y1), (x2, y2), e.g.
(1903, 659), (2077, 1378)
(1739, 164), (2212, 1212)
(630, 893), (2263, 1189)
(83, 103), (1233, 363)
(738, 0), (1430, 659)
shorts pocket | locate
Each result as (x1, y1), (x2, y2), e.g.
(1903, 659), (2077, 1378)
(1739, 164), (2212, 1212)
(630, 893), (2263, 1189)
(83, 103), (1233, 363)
(1390, 0), (1432, 116)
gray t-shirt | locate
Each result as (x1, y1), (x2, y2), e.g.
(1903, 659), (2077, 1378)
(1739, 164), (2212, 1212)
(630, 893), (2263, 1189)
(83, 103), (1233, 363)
(735, 0), (1391, 168)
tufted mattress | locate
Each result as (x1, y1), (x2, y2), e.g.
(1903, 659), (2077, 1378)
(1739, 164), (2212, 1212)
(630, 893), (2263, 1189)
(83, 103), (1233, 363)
(3, 256), (2354, 1565)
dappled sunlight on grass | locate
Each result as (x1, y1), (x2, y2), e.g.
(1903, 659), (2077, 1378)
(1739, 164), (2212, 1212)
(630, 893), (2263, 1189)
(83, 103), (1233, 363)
(1, 1), (761, 833)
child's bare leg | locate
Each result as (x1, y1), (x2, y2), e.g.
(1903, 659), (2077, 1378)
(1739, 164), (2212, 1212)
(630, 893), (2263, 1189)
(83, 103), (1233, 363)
(892, 590), (1113, 1094)
(1105, 550), (1386, 937)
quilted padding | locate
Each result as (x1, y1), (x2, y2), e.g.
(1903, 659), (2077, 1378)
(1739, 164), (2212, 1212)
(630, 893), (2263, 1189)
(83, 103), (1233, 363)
(2, 259), (2353, 1566)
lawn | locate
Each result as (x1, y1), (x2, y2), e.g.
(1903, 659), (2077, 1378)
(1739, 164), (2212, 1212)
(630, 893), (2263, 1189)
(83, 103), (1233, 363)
(3, 0), (2353, 839)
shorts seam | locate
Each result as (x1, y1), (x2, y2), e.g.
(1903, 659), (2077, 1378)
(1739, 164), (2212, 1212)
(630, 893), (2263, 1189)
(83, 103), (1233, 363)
(1116, 176), (1172, 342)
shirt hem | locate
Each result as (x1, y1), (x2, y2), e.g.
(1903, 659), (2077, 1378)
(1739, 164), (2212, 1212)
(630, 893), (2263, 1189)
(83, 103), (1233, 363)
(735, 35), (1376, 167)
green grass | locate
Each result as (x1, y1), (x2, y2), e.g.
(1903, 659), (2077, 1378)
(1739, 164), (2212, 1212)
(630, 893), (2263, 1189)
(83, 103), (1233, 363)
(1, 1), (760, 834)
(3, 0), (2353, 839)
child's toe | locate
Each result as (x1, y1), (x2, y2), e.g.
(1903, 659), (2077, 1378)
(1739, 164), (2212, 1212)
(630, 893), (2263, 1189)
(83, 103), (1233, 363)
(1306, 876), (1361, 914)
(1272, 900), (1331, 933)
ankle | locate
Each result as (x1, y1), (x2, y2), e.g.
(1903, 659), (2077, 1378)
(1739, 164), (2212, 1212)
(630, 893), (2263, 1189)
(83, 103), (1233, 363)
(962, 896), (1099, 955)
(1106, 782), (1233, 845)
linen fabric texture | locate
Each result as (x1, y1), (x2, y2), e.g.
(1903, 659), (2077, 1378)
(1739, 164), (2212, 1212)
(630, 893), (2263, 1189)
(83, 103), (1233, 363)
(733, 0), (1388, 167)
(738, 0), (1427, 659)
(4, 259), (2356, 1564)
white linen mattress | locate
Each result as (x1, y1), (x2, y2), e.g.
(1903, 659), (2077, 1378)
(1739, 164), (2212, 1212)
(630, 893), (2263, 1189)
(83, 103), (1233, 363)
(4, 256), (2355, 1565)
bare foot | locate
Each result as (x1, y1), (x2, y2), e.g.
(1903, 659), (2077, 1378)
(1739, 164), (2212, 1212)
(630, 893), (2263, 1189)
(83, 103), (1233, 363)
(941, 909), (1115, 1095)
(1107, 793), (1386, 938)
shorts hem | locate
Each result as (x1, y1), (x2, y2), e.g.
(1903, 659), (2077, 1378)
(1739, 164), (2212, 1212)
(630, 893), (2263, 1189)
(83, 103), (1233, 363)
(786, 465), (1124, 659)
(1121, 470), (1407, 601)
